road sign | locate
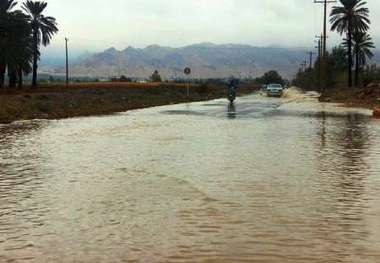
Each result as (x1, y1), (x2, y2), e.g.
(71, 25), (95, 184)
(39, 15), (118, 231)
(184, 67), (191, 75)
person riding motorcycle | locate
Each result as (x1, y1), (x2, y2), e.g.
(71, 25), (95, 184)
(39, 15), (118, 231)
(227, 78), (238, 103)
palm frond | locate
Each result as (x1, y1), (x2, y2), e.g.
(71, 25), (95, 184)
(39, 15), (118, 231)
(330, 0), (370, 34)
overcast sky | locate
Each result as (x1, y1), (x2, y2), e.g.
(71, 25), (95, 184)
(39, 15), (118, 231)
(38, 0), (379, 53)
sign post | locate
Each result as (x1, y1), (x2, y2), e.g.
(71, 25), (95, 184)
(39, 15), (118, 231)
(184, 67), (191, 97)
(65, 37), (69, 87)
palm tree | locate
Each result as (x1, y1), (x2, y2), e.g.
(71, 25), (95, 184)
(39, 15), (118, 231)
(1, 6), (33, 88)
(343, 32), (375, 86)
(330, 0), (370, 87)
(0, 0), (18, 88)
(8, 12), (34, 88)
(22, 0), (58, 87)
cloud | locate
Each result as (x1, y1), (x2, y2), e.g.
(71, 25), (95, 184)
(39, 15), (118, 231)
(38, 0), (379, 52)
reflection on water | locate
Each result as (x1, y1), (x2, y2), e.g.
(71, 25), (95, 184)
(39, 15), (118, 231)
(1, 94), (380, 262)
(227, 103), (236, 119)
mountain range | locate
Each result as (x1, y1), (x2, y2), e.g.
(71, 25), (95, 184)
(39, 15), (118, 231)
(43, 43), (380, 80)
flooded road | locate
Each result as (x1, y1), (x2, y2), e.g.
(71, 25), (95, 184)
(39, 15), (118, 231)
(1, 91), (380, 262)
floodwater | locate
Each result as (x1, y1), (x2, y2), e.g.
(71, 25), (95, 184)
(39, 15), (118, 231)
(1, 90), (380, 262)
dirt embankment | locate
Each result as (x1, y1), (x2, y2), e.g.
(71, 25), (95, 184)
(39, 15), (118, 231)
(0, 82), (255, 124)
(319, 83), (380, 109)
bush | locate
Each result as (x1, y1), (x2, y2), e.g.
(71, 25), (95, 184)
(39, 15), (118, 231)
(362, 64), (380, 87)
(195, 83), (214, 94)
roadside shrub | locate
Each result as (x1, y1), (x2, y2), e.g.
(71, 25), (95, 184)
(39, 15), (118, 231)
(362, 64), (380, 87)
(35, 100), (54, 113)
(195, 83), (212, 94)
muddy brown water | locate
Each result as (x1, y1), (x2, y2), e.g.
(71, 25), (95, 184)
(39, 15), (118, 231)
(1, 91), (380, 262)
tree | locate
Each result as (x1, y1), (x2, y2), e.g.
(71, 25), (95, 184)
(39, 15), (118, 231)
(329, 46), (348, 73)
(0, 0), (18, 88)
(293, 46), (347, 90)
(5, 11), (33, 88)
(330, 0), (370, 87)
(151, 70), (162, 82)
(22, 0), (58, 87)
(292, 68), (315, 90)
(255, 70), (285, 86)
(350, 32), (374, 86)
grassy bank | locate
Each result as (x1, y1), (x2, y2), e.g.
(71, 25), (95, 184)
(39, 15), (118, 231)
(0, 82), (255, 124)
(319, 83), (380, 109)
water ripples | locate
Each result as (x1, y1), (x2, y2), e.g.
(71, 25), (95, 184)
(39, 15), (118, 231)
(1, 95), (380, 262)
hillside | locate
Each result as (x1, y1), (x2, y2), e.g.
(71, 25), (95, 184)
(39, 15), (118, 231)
(47, 43), (309, 79)
(46, 43), (380, 80)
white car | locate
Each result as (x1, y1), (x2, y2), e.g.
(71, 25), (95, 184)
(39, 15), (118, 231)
(266, 84), (284, 97)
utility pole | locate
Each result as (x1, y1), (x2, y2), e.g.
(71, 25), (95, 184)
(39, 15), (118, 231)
(307, 51), (316, 69)
(300, 61), (307, 72)
(314, 0), (336, 91)
(315, 36), (322, 59)
(314, 0), (336, 57)
(65, 37), (69, 87)
(315, 37), (322, 87)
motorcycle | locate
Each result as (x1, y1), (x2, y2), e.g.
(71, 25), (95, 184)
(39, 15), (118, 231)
(228, 86), (236, 103)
